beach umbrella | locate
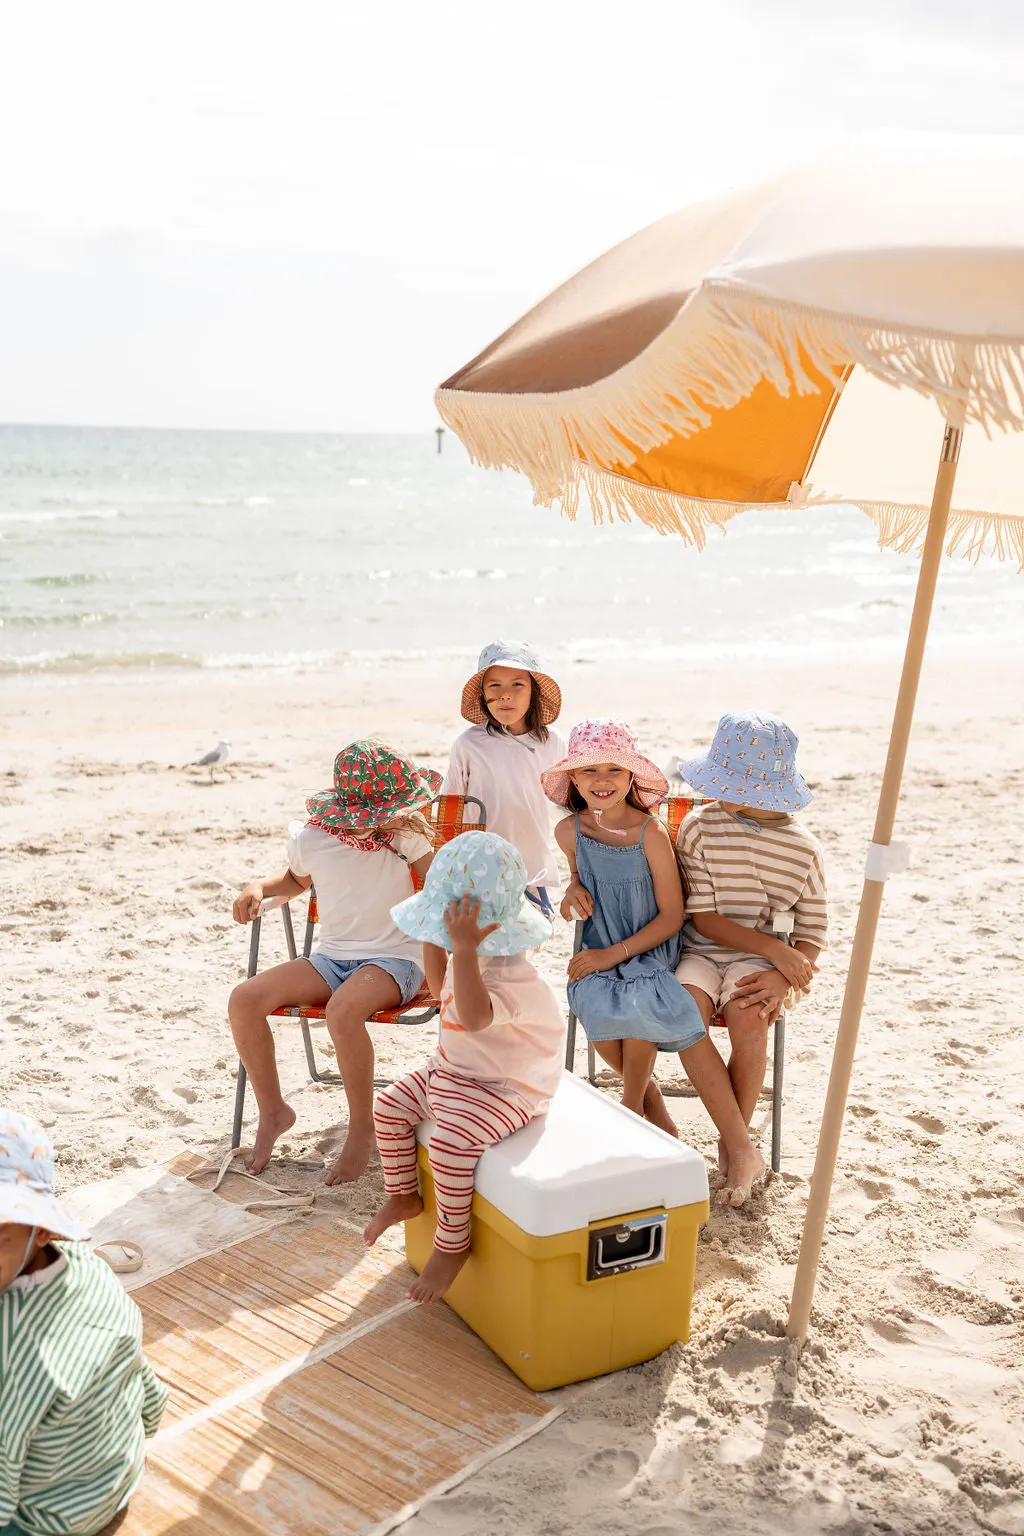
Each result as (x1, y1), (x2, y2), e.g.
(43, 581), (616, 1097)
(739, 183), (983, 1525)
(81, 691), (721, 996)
(434, 134), (1024, 1343)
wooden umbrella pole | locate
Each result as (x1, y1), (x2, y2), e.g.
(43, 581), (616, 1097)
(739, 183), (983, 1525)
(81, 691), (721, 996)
(787, 410), (964, 1344)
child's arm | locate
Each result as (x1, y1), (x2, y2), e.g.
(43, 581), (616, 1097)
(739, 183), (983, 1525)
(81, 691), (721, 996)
(423, 941), (448, 1001)
(232, 866), (311, 925)
(567, 820), (683, 980)
(555, 814), (593, 921)
(411, 850), (434, 884)
(690, 911), (816, 992)
(444, 895), (499, 1032)
(730, 941), (821, 1020)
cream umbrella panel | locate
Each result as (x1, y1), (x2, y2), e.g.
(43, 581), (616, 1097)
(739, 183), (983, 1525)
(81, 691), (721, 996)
(434, 134), (1024, 1344)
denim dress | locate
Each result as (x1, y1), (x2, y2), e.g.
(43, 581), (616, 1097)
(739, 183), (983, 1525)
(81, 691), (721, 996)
(567, 817), (706, 1051)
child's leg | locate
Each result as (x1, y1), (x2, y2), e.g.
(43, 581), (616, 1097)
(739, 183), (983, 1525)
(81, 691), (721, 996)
(620, 1038), (658, 1117)
(593, 1038), (676, 1135)
(410, 1072), (531, 1304)
(323, 964), (403, 1185)
(364, 1069), (431, 1244)
(679, 986), (765, 1207)
(228, 958), (331, 1172)
(721, 999), (771, 1126)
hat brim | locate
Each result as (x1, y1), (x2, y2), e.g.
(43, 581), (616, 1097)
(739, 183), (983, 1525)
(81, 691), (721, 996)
(308, 767), (443, 829)
(680, 757), (813, 812)
(391, 891), (552, 955)
(0, 1186), (90, 1243)
(541, 749), (669, 809)
(461, 669), (561, 727)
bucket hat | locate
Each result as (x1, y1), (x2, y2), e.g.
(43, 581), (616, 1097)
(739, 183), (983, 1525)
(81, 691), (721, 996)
(0, 1111), (89, 1242)
(680, 712), (812, 812)
(306, 740), (442, 833)
(391, 831), (552, 955)
(461, 641), (561, 727)
(541, 719), (669, 809)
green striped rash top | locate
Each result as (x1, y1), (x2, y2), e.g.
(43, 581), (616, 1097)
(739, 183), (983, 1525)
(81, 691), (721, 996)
(0, 1243), (168, 1536)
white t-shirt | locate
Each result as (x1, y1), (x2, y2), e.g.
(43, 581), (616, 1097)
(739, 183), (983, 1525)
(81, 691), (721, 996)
(442, 724), (567, 889)
(431, 953), (566, 1113)
(285, 822), (432, 966)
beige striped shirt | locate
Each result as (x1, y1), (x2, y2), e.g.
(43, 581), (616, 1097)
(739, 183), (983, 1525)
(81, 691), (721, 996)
(677, 803), (828, 964)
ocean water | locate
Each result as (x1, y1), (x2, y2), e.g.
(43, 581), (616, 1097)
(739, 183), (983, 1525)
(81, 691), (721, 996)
(1, 422), (1021, 676)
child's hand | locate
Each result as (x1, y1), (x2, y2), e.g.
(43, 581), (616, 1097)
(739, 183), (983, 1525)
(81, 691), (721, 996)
(444, 895), (501, 952)
(233, 883), (264, 924)
(730, 968), (789, 1021)
(560, 880), (593, 922)
(567, 947), (616, 981)
(769, 942), (816, 992)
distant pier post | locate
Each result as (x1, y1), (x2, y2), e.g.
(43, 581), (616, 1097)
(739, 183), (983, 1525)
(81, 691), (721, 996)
(435, 425), (445, 454)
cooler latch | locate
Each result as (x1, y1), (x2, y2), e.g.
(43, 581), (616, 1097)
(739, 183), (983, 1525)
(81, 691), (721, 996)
(586, 1214), (667, 1281)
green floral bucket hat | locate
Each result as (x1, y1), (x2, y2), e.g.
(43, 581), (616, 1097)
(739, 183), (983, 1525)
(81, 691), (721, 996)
(306, 740), (442, 832)
(391, 831), (552, 955)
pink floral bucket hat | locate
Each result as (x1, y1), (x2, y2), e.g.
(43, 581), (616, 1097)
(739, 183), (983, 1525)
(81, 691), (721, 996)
(306, 740), (442, 833)
(0, 1110), (89, 1242)
(680, 712), (812, 812)
(541, 719), (669, 809)
(461, 640), (562, 726)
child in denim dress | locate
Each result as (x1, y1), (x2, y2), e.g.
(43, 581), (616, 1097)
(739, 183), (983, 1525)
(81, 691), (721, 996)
(544, 720), (764, 1206)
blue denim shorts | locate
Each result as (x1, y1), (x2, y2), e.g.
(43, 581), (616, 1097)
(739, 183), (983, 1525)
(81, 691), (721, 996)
(308, 953), (424, 1005)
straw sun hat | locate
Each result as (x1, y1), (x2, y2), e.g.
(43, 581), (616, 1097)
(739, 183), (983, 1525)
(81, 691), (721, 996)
(541, 719), (669, 809)
(460, 641), (561, 727)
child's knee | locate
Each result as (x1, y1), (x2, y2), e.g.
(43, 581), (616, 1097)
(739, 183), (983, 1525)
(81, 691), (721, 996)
(324, 994), (367, 1034)
(228, 977), (263, 1023)
(723, 1001), (770, 1043)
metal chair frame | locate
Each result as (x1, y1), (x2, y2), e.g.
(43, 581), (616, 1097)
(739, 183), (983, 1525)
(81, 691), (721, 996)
(231, 794), (486, 1148)
(561, 794), (788, 1173)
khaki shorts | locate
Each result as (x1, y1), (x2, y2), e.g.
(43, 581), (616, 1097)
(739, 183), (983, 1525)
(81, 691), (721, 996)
(674, 953), (775, 1011)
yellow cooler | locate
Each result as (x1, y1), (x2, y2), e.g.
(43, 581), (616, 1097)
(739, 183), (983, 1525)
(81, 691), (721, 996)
(405, 1073), (710, 1391)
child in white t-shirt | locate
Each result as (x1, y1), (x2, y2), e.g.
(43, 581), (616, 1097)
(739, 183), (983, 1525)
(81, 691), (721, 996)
(442, 641), (566, 919)
(364, 831), (563, 1304)
(230, 740), (440, 1184)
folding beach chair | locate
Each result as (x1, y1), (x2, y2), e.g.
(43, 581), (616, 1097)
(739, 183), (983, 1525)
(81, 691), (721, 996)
(230, 794), (486, 1147)
(562, 793), (788, 1173)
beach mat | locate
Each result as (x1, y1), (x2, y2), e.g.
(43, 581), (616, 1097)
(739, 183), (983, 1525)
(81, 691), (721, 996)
(120, 1218), (559, 1535)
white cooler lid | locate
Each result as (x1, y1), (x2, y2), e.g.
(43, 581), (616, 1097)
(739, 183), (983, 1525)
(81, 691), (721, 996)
(415, 1071), (709, 1238)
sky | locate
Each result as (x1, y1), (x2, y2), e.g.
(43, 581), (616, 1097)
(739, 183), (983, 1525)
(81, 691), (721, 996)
(1, 0), (1023, 432)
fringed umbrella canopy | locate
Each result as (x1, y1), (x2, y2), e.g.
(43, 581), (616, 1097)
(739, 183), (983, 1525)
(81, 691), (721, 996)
(435, 131), (1024, 1346)
(438, 134), (1024, 566)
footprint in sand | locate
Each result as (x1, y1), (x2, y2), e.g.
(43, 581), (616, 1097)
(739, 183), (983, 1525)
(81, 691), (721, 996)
(908, 1113), (946, 1134)
(574, 1447), (641, 1486)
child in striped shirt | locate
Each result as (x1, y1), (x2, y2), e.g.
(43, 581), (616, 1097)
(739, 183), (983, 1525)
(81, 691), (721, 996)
(674, 714), (828, 1183)
(0, 1112), (168, 1536)
(364, 831), (563, 1304)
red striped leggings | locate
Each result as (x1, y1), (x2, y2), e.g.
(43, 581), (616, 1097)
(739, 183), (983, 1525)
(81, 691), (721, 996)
(374, 1067), (532, 1253)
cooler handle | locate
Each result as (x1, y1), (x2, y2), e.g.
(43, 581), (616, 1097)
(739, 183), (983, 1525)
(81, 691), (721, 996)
(586, 1214), (667, 1281)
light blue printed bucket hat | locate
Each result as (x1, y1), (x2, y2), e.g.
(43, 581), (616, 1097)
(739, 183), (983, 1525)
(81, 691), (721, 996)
(391, 831), (553, 955)
(680, 712), (812, 812)
(461, 640), (562, 726)
(0, 1110), (89, 1241)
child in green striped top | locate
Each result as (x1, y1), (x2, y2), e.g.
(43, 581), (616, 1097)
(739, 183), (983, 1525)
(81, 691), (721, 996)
(0, 1111), (168, 1536)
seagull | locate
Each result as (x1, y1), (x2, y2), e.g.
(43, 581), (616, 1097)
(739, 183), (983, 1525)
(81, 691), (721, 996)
(193, 739), (232, 781)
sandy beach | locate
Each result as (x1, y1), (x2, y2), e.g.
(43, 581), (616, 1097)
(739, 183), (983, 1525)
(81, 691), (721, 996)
(2, 646), (1022, 1534)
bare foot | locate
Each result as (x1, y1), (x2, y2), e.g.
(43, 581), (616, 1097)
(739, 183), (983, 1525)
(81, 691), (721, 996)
(711, 1136), (729, 1189)
(643, 1081), (679, 1138)
(364, 1192), (423, 1246)
(324, 1129), (375, 1185)
(407, 1245), (470, 1304)
(718, 1142), (766, 1207)
(245, 1102), (296, 1174)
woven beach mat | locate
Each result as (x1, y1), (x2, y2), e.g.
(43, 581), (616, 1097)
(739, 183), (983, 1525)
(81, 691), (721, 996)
(120, 1218), (559, 1536)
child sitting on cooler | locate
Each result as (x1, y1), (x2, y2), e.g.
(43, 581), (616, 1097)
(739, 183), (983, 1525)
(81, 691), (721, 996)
(0, 1111), (168, 1536)
(674, 712), (829, 1185)
(364, 831), (564, 1303)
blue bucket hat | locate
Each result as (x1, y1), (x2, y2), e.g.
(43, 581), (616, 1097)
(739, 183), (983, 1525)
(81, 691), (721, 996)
(391, 831), (552, 955)
(680, 712), (812, 812)
(0, 1110), (89, 1242)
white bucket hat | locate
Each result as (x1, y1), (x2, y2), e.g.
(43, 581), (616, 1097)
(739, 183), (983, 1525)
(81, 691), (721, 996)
(0, 1110), (89, 1241)
(461, 641), (562, 726)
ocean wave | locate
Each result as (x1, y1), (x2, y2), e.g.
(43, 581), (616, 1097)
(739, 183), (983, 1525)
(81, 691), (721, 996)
(0, 611), (114, 628)
(26, 573), (104, 588)
(0, 508), (120, 524)
(0, 649), (204, 675)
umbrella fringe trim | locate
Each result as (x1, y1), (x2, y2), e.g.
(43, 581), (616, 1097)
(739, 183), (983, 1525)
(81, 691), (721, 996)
(435, 289), (1024, 549)
(560, 462), (1024, 570)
